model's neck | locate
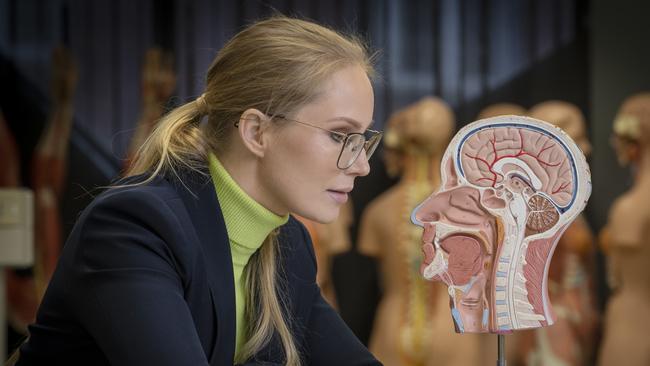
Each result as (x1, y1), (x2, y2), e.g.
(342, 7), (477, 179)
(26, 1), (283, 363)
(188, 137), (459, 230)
(634, 147), (650, 184)
(400, 153), (442, 187)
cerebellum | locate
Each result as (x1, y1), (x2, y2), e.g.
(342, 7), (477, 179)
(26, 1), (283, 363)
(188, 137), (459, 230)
(525, 194), (560, 235)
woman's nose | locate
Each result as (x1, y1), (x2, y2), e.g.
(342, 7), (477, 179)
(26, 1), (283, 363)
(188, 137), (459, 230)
(346, 149), (371, 176)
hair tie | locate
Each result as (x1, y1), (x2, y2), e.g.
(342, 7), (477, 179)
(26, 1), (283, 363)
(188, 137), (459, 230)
(196, 93), (209, 115)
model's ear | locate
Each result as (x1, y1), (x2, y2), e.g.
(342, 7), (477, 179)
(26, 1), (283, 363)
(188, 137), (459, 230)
(237, 108), (270, 158)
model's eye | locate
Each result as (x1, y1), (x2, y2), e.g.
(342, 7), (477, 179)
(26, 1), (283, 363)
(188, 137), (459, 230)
(330, 132), (346, 143)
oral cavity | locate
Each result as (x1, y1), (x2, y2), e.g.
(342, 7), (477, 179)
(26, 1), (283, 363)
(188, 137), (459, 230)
(423, 247), (447, 280)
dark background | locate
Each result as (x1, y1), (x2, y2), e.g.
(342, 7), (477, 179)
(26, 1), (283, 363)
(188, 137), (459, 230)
(2, 0), (649, 349)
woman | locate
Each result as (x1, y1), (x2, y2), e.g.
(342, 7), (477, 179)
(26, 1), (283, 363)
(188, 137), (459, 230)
(14, 16), (382, 366)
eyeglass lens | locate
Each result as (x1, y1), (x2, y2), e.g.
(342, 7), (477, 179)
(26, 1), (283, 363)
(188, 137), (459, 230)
(338, 133), (381, 169)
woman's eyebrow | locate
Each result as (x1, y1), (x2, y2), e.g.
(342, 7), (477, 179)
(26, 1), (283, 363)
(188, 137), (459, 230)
(326, 116), (374, 130)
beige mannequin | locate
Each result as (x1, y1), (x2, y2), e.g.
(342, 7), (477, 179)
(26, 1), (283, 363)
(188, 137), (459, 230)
(358, 97), (481, 366)
(126, 48), (176, 168)
(598, 92), (650, 366)
(6, 47), (77, 336)
(520, 100), (599, 365)
(0, 110), (20, 187)
(295, 200), (352, 308)
(477, 103), (527, 120)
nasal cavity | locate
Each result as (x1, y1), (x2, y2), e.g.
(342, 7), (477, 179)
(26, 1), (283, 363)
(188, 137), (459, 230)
(482, 188), (506, 209)
(440, 235), (483, 285)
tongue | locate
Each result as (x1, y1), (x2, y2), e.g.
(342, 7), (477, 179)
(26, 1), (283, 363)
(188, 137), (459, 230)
(423, 249), (447, 281)
(440, 235), (482, 285)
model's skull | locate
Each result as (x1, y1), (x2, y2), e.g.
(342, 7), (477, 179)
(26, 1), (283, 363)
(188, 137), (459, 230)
(411, 116), (591, 333)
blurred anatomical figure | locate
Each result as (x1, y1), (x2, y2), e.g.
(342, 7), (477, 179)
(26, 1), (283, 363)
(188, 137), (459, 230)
(0, 110), (20, 187)
(513, 100), (599, 366)
(126, 48), (176, 168)
(1, 109), (27, 334)
(598, 92), (650, 366)
(6, 47), (77, 335)
(477, 103), (527, 120)
(358, 97), (482, 366)
(295, 200), (353, 309)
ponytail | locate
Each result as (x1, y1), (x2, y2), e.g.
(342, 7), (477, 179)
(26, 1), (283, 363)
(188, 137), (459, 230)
(125, 98), (207, 181)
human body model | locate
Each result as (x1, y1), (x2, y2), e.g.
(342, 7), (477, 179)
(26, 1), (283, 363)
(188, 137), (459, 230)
(126, 48), (176, 168)
(295, 200), (353, 308)
(477, 103), (527, 120)
(598, 93), (650, 366)
(0, 109), (28, 335)
(0, 111), (20, 187)
(412, 116), (591, 336)
(359, 98), (481, 365)
(6, 48), (77, 338)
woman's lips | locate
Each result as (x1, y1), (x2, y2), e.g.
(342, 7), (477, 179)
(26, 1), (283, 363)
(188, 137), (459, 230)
(327, 190), (348, 204)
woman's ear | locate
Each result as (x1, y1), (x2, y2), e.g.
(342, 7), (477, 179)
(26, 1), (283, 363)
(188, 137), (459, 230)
(238, 108), (270, 158)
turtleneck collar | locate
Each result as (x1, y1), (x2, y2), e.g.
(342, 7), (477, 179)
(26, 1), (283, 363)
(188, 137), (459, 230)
(208, 154), (288, 260)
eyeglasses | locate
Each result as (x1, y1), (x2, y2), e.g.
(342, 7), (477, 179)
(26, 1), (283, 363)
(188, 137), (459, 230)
(274, 115), (383, 170)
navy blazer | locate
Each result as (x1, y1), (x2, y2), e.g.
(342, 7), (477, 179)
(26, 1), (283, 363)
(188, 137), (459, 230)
(16, 169), (380, 365)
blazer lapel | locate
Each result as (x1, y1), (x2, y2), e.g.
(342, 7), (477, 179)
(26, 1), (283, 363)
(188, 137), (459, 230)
(172, 169), (236, 366)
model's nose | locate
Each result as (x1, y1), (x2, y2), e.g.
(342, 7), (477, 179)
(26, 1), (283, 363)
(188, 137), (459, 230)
(411, 197), (442, 227)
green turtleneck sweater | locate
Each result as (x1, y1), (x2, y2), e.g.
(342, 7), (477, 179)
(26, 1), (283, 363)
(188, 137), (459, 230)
(207, 154), (288, 356)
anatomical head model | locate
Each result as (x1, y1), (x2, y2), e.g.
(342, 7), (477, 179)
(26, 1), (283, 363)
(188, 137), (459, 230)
(411, 115), (591, 334)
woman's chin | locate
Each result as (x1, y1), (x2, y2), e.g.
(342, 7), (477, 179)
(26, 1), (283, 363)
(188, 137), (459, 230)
(297, 206), (339, 224)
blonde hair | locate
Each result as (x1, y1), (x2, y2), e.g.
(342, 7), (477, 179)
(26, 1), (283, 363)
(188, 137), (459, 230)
(614, 92), (650, 142)
(125, 16), (374, 365)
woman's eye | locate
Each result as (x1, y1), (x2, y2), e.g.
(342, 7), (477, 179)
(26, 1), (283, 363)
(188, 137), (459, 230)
(330, 132), (345, 143)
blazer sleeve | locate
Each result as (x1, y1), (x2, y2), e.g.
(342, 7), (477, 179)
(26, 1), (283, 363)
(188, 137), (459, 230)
(295, 221), (382, 366)
(71, 189), (210, 366)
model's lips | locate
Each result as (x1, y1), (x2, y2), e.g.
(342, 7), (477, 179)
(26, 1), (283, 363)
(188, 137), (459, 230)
(420, 242), (435, 276)
(327, 190), (349, 204)
(420, 222), (436, 273)
(421, 242), (435, 265)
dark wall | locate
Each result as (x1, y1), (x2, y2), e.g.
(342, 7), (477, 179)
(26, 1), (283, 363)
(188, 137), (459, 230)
(590, 0), (650, 231)
(588, 0), (650, 312)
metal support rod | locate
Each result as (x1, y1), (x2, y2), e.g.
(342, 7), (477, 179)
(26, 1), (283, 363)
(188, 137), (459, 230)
(497, 334), (506, 366)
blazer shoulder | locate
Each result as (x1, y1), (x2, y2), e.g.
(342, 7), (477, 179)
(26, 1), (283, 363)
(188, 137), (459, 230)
(280, 216), (313, 252)
(76, 176), (190, 246)
(68, 175), (204, 281)
(99, 174), (181, 204)
(277, 216), (317, 276)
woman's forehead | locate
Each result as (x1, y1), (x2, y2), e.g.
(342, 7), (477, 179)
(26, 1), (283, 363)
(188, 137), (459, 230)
(302, 67), (373, 116)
